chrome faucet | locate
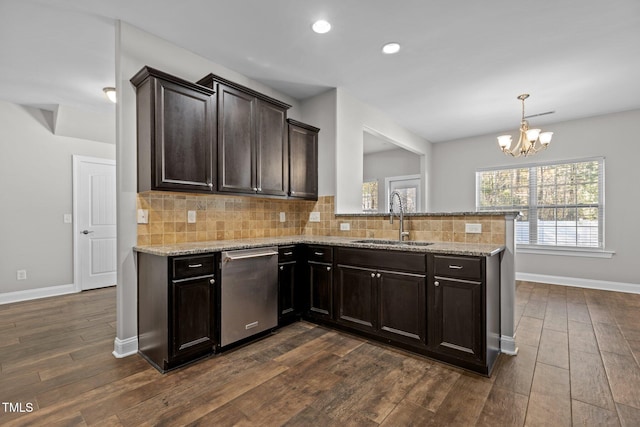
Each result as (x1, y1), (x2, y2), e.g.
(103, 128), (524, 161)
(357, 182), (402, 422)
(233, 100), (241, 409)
(389, 191), (409, 242)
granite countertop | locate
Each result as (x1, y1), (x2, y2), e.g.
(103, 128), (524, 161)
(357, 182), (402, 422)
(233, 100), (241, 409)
(335, 210), (521, 218)
(134, 235), (505, 257)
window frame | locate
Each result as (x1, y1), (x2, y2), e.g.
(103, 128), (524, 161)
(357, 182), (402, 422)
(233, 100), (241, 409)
(476, 157), (606, 250)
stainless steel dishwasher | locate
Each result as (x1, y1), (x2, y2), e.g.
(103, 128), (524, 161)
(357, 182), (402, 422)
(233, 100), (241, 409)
(220, 246), (278, 347)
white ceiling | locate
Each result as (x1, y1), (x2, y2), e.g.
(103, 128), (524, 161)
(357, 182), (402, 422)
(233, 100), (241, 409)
(1, 0), (639, 143)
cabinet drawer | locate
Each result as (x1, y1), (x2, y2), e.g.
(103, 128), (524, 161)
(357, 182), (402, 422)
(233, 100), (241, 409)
(278, 245), (297, 263)
(307, 245), (333, 263)
(336, 248), (426, 273)
(172, 255), (215, 280)
(433, 255), (482, 280)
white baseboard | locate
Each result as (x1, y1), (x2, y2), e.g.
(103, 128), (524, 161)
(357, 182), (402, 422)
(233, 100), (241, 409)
(113, 336), (138, 358)
(516, 272), (640, 295)
(500, 335), (518, 355)
(0, 283), (76, 305)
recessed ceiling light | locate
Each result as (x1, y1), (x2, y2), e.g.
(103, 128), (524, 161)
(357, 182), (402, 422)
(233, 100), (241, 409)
(382, 42), (401, 54)
(312, 20), (331, 34)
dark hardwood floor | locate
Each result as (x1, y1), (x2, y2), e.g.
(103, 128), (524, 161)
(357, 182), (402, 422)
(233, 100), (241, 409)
(1, 282), (639, 426)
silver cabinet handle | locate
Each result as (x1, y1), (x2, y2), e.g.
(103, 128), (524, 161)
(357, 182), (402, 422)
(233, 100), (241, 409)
(81, 230), (93, 235)
(371, 273), (375, 278)
(279, 266), (284, 271)
(188, 264), (203, 268)
(224, 251), (278, 261)
(283, 251), (293, 256)
(326, 266), (331, 271)
(434, 281), (440, 287)
(209, 278), (216, 285)
(449, 265), (463, 270)
(207, 182), (213, 188)
(376, 273), (381, 278)
(257, 187), (262, 192)
(314, 252), (324, 256)
(253, 187), (258, 191)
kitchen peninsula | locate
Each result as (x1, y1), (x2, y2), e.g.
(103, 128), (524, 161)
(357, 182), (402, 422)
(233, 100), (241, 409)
(135, 205), (518, 376)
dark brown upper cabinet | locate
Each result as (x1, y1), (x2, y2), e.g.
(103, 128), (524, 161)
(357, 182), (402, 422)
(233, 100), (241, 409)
(287, 119), (319, 200)
(198, 74), (290, 197)
(131, 66), (216, 193)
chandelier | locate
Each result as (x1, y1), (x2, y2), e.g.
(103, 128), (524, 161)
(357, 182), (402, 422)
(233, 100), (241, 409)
(497, 94), (553, 157)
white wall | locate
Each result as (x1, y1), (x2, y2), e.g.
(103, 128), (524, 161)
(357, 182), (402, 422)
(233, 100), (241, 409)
(115, 21), (302, 355)
(0, 101), (115, 296)
(335, 89), (432, 213)
(364, 148), (421, 212)
(431, 109), (640, 289)
(300, 89), (337, 197)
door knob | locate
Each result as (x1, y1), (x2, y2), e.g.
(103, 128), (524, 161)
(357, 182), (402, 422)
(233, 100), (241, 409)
(434, 281), (440, 287)
(371, 273), (375, 278)
(326, 266), (331, 271)
(376, 273), (381, 278)
(279, 266), (284, 271)
(81, 230), (94, 235)
(209, 278), (216, 285)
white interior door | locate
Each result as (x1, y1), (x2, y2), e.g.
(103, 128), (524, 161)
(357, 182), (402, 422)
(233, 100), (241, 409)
(74, 156), (117, 291)
(385, 174), (421, 213)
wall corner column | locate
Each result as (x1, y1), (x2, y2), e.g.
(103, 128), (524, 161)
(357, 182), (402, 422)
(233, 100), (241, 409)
(500, 213), (518, 355)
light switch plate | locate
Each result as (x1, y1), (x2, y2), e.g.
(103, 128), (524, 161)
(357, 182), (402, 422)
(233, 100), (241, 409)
(465, 223), (482, 234)
(63, 214), (72, 224)
(17, 270), (27, 280)
(137, 209), (149, 224)
(309, 212), (321, 222)
(340, 223), (350, 231)
(187, 210), (197, 223)
(279, 212), (286, 222)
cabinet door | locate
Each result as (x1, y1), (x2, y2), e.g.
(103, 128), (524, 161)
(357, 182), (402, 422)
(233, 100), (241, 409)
(218, 84), (256, 194)
(288, 123), (318, 199)
(335, 265), (376, 332)
(153, 78), (215, 192)
(170, 276), (215, 360)
(378, 270), (426, 345)
(256, 100), (288, 196)
(308, 261), (333, 320)
(278, 261), (297, 321)
(429, 277), (483, 364)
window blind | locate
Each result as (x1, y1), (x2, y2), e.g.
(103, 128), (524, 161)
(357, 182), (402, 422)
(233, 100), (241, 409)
(476, 157), (604, 248)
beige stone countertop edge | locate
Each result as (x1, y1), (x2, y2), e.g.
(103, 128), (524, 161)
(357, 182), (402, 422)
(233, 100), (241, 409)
(134, 236), (505, 257)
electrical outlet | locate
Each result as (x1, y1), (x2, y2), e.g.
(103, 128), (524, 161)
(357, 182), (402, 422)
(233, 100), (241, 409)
(465, 223), (482, 234)
(137, 209), (149, 224)
(17, 270), (27, 280)
(63, 214), (72, 224)
(309, 212), (321, 222)
(279, 212), (286, 222)
(340, 223), (351, 231)
(187, 210), (197, 223)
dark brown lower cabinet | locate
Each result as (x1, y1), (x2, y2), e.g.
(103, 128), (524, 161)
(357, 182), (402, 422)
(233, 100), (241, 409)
(335, 265), (377, 332)
(278, 245), (300, 325)
(307, 261), (333, 320)
(138, 252), (217, 372)
(377, 270), (426, 345)
(427, 253), (500, 375)
(332, 248), (427, 349)
(429, 277), (483, 362)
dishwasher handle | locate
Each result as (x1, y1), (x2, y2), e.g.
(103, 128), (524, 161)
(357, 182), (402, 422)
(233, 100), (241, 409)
(223, 250), (278, 262)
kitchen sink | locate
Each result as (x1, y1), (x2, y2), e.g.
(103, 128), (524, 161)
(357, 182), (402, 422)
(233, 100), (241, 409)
(351, 239), (433, 247)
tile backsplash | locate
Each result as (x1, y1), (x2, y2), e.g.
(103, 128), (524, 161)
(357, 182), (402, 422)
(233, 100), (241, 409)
(137, 193), (505, 246)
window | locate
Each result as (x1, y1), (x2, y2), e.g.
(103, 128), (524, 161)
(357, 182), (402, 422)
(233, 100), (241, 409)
(362, 180), (378, 212)
(477, 158), (604, 248)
